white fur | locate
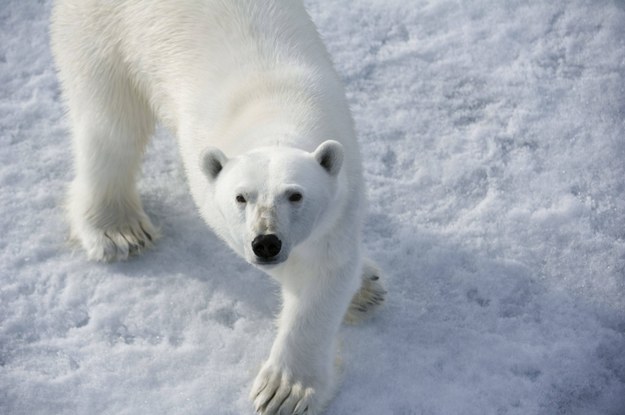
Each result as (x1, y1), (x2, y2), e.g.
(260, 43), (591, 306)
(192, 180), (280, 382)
(51, 1), (384, 413)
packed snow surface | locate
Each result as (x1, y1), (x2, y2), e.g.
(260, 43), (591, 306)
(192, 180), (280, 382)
(1, 0), (624, 414)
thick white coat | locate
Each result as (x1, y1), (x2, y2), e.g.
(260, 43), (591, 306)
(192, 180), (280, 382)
(51, 1), (384, 414)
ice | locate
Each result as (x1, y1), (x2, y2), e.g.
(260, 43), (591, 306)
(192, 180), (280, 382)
(1, 0), (624, 414)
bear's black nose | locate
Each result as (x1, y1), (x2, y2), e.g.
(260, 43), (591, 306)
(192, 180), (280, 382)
(252, 234), (282, 259)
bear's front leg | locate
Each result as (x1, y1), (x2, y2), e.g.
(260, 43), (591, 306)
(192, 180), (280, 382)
(251, 259), (360, 415)
(63, 80), (158, 262)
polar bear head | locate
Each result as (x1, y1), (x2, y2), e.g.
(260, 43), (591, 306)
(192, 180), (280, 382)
(200, 140), (344, 267)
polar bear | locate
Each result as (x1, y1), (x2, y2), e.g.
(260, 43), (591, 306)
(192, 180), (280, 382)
(51, 0), (385, 413)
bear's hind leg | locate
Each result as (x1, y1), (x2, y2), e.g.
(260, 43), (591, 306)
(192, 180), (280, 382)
(344, 258), (386, 324)
(65, 71), (158, 262)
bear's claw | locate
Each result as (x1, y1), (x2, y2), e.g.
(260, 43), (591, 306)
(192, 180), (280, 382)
(73, 218), (159, 262)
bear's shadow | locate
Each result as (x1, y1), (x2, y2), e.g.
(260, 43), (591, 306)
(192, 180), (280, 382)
(105, 193), (279, 317)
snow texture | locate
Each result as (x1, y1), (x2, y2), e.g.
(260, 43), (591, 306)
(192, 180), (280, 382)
(1, 1), (624, 414)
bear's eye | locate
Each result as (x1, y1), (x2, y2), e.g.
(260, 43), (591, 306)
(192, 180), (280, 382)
(235, 194), (246, 204)
(288, 192), (303, 203)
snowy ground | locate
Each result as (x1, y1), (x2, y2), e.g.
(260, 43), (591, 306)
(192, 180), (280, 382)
(1, 0), (624, 414)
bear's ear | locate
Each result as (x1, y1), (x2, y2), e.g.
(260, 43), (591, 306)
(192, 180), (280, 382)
(313, 140), (343, 176)
(200, 147), (228, 181)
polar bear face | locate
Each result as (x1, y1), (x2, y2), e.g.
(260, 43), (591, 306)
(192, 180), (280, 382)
(200, 141), (344, 267)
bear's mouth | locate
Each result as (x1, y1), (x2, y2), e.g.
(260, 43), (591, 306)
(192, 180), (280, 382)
(252, 256), (286, 267)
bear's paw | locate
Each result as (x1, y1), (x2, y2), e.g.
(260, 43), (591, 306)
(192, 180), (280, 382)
(250, 363), (327, 415)
(71, 215), (159, 262)
(344, 259), (386, 324)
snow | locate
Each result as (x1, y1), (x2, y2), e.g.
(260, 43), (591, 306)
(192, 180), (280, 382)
(1, 0), (624, 414)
